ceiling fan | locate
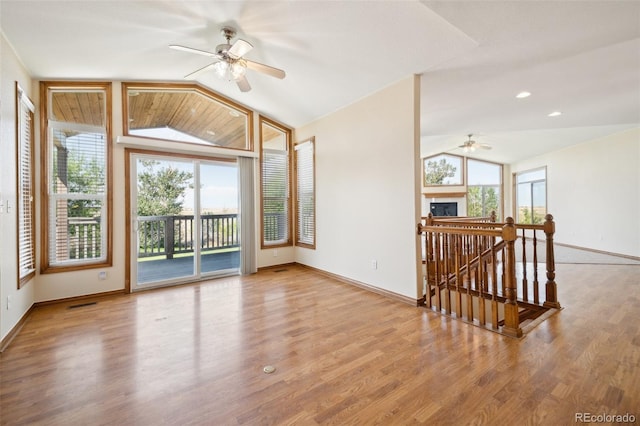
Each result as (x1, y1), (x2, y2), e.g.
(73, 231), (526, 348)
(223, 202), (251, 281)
(459, 134), (492, 153)
(169, 27), (286, 92)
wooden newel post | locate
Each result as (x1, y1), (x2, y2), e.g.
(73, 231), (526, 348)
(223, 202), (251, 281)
(421, 213), (435, 308)
(543, 214), (561, 309)
(502, 217), (523, 337)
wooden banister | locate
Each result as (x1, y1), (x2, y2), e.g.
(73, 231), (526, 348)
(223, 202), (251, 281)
(418, 213), (559, 337)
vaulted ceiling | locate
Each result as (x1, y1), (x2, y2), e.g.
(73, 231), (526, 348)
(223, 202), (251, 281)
(1, 0), (638, 163)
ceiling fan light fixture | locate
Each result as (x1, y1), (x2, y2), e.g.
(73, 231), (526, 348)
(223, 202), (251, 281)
(516, 91), (531, 99)
(213, 60), (246, 81)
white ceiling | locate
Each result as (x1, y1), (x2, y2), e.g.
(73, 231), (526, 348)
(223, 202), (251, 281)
(1, 0), (639, 164)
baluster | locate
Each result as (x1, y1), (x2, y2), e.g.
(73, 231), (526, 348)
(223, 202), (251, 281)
(533, 230), (539, 304)
(521, 228), (528, 302)
(443, 233), (451, 314)
(501, 248), (506, 296)
(423, 227), (433, 308)
(491, 244), (499, 329)
(543, 214), (561, 309)
(465, 234), (473, 322)
(164, 217), (173, 259)
(502, 217), (523, 337)
(454, 235), (462, 318)
(434, 230), (442, 312)
(477, 234), (486, 325)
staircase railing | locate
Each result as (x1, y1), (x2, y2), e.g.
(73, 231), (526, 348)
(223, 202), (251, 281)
(417, 213), (560, 337)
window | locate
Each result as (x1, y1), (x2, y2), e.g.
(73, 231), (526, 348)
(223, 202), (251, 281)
(515, 167), (546, 224)
(260, 117), (291, 248)
(123, 83), (253, 151)
(16, 83), (35, 287)
(423, 153), (463, 186)
(467, 159), (502, 219)
(295, 137), (315, 248)
(41, 82), (112, 272)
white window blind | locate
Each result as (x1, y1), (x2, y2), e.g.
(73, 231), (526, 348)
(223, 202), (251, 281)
(262, 149), (289, 245)
(17, 84), (36, 284)
(295, 139), (315, 248)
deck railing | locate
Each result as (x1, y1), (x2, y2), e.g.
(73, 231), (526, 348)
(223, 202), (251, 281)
(137, 214), (239, 259)
(418, 213), (560, 337)
(67, 217), (101, 260)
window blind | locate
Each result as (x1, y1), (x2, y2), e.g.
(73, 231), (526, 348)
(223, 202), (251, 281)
(295, 140), (315, 247)
(262, 149), (289, 245)
(17, 85), (36, 284)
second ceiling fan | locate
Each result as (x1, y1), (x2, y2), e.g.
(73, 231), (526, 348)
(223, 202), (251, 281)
(459, 134), (492, 153)
(170, 27), (286, 92)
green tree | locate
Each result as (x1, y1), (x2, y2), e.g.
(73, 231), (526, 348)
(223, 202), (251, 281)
(467, 186), (482, 217)
(55, 148), (105, 218)
(468, 186), (499, 218)
(424, 159), (457, 185)
(137, 160), (193, 216)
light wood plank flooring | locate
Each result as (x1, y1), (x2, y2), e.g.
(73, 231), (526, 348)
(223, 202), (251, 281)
(1, 263), (639, 425)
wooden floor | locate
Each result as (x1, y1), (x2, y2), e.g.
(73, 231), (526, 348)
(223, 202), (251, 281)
(1, 263), (639, 425)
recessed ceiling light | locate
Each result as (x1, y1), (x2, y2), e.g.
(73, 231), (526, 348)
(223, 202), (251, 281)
(548, 111), (562, 117)
(516, 91), (531, 99)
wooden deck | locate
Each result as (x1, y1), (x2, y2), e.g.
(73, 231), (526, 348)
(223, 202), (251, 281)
(1, 262), (638, 424)
(137, 250), (240, 283)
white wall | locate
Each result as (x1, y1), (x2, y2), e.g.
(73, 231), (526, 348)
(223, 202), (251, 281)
(0, 31), (35, 341)
(511, 128), (640, 257)
(295, 76), (423, 300)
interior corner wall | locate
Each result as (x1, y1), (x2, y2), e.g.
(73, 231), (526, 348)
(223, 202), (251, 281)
(511, 127), (640, 257)
(0, 31), (35, 342)
(294, 76), (423, 299)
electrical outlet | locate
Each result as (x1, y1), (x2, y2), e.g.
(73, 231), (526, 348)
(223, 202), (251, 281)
(98, 271), (107, 280)
(7, 295), (12, 310)
(273, 249), (278, 257)
(371, 260), (378, 270)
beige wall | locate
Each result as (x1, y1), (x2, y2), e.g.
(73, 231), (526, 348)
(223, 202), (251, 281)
(511, 127), (640, 257)
(295, 76), (423, 300)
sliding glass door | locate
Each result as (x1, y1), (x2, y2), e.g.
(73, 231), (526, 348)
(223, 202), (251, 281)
(130, 153), (239, 290)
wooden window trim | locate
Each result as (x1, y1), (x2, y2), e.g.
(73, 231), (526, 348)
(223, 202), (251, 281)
(259, 116), (292, 249)
(40, 81), (113, 274)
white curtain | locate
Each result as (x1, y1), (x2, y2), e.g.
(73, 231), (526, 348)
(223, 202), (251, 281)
(239, 156), (257, 274)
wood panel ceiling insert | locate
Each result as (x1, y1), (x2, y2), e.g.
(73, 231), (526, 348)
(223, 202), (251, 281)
(122, 82), (253, 151)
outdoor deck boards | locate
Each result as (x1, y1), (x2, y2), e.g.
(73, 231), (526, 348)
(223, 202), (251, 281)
(137, 251), (240, 283)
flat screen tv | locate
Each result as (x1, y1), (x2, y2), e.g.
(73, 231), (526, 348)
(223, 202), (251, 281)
(430, 202), (457, 217)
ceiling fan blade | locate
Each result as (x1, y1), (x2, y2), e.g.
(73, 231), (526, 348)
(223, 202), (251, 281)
(236, 74), (251, 92)
(184, 62), (218, 79)
(169, 44), (219, 58)
(244, 59), (286, 79)
(228, 39), (253, 59)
